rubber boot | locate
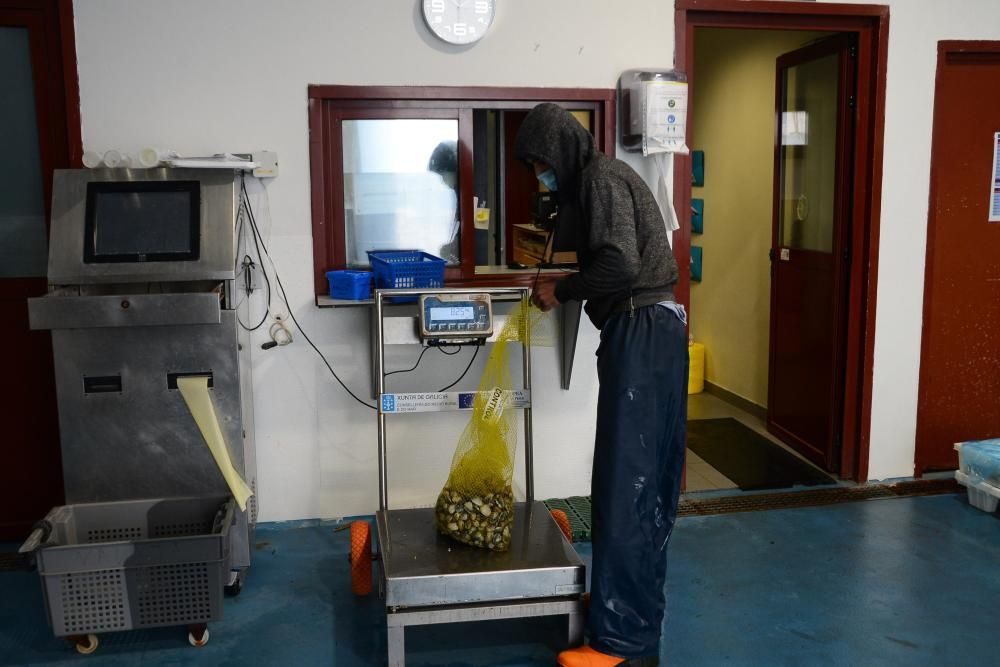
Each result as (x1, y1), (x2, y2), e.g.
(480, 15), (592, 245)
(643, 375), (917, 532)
(557, 646), (625, 667)
(556, 646), (660, 667)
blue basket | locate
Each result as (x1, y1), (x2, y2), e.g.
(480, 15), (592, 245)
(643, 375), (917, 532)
(326, 270), (372, 300)
(367, 251), (446, 301)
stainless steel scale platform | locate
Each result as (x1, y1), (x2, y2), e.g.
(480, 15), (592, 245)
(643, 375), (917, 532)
(373, 287), (585, 667)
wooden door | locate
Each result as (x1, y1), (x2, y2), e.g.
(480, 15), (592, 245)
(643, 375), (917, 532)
(916, 42), (1000, 474)
(0, 0), (79, 540)
(767, 35), (856, 472)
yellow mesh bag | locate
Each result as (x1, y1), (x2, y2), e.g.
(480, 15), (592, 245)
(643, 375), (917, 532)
(434, 300), (551, 551)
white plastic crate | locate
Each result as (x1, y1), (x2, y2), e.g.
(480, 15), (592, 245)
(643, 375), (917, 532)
(955, 470), (1000, 513)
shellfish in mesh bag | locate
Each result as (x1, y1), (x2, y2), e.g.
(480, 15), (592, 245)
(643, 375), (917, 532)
(434, 301), (551, 551)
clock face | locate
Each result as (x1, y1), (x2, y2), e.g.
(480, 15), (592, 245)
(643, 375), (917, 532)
(422, 0), (496, 45)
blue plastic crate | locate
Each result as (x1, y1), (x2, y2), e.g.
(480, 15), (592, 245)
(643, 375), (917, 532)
(367, 251), (445, 300)
(326, 270), (372, 300)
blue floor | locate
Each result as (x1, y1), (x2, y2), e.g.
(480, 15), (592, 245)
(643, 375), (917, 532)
(1, 493), (998, 666)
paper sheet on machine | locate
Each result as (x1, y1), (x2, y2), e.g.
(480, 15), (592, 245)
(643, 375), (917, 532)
(177, 376), (254, 511)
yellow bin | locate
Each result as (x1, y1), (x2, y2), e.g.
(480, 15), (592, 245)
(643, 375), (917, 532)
(688, 343), (705, 394)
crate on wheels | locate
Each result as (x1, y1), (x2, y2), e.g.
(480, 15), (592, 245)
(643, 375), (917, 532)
(23, 496), (234, 654)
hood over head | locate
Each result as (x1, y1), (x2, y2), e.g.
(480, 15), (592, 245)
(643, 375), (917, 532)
(514, 103), (596, 194)
(514, 103), (596, 252)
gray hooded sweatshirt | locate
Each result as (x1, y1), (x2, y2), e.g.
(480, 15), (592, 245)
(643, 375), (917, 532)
(514, 103), (679, 329)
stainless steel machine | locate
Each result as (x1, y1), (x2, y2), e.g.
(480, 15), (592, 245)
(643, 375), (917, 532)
(372, 286), (585, 667)
(28, 168), (257, 589)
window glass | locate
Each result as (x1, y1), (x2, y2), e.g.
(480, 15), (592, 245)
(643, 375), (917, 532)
(342, 119), (460, 266)
(0, 27), (47, 277)
(779, 54), (839, 253)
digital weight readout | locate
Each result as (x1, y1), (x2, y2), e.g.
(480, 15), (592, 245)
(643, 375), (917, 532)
(429, 306), (475, 322)
(419, 293), (493, 340)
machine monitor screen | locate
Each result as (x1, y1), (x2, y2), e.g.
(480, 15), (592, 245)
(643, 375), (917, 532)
(84, 181), (201, 263)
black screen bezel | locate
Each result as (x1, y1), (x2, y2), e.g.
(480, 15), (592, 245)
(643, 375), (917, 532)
(83, 181), (201, 263)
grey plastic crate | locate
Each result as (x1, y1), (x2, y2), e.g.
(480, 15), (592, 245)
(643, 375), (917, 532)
(30, 496), (233, 637)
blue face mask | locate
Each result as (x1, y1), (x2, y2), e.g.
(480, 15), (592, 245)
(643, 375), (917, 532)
(536, 168), (558, 192)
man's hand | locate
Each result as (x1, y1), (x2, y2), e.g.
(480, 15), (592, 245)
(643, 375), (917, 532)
(531, 281), (560, 312)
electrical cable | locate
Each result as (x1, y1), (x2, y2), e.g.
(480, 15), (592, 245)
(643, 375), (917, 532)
(437, 344), (480, 392)
(242, 177), (376, 410)
(436, 344), (463, 356)
(234, 203), (245, 271)
(239, 255), (269, 331)
(236, 174), (272, 331)
(385, 345), (431, 377)
(243, 180), (272, 319)
(530, 228), (557, 300)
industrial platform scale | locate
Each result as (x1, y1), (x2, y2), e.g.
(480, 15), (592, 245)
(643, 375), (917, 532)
(372, 286), (585, 666)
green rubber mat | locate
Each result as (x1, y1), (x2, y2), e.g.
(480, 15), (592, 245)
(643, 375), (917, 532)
(543, 496), (592, 541)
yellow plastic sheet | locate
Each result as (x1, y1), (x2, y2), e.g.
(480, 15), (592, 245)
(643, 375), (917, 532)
(177, 376), (254, 511)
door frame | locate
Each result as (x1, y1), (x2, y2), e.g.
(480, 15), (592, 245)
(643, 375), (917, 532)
(675, 0), (890, 482)
(915, 40), (1000, 476)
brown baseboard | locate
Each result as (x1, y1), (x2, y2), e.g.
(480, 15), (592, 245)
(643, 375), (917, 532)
(703, 380), (768, 421)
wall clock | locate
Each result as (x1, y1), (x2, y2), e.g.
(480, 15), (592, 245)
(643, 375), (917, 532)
(422, 0), (496, 45)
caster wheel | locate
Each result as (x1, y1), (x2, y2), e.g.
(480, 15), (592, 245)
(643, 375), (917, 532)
(188, 627), (210, 647)
(350, 520), (372, 596)
(225, 578), (243, 596)
(550, 509), (572, 542)
(72, 634), (99, 655)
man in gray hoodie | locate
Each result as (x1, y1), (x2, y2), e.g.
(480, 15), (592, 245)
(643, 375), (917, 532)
(515, 103), (688, 667)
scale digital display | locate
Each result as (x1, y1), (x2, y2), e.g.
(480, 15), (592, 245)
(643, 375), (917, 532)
(419, 293), (493, 341)
(430, 306), (475, 321)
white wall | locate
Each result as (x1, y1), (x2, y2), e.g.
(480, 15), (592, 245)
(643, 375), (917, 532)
(72, 0), (674, 521)
(72, 0), (1000, 519)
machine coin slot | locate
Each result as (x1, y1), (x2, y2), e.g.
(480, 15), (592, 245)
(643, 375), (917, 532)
(167, 371), (214, 390)
(83, 375), (122, 394)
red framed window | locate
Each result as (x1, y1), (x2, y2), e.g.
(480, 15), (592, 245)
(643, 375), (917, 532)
(308, 86), (616, 296)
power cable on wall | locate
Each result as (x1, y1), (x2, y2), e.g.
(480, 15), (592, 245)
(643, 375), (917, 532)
(240, 175), (488, 408)
(240, 174), (376, 410)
